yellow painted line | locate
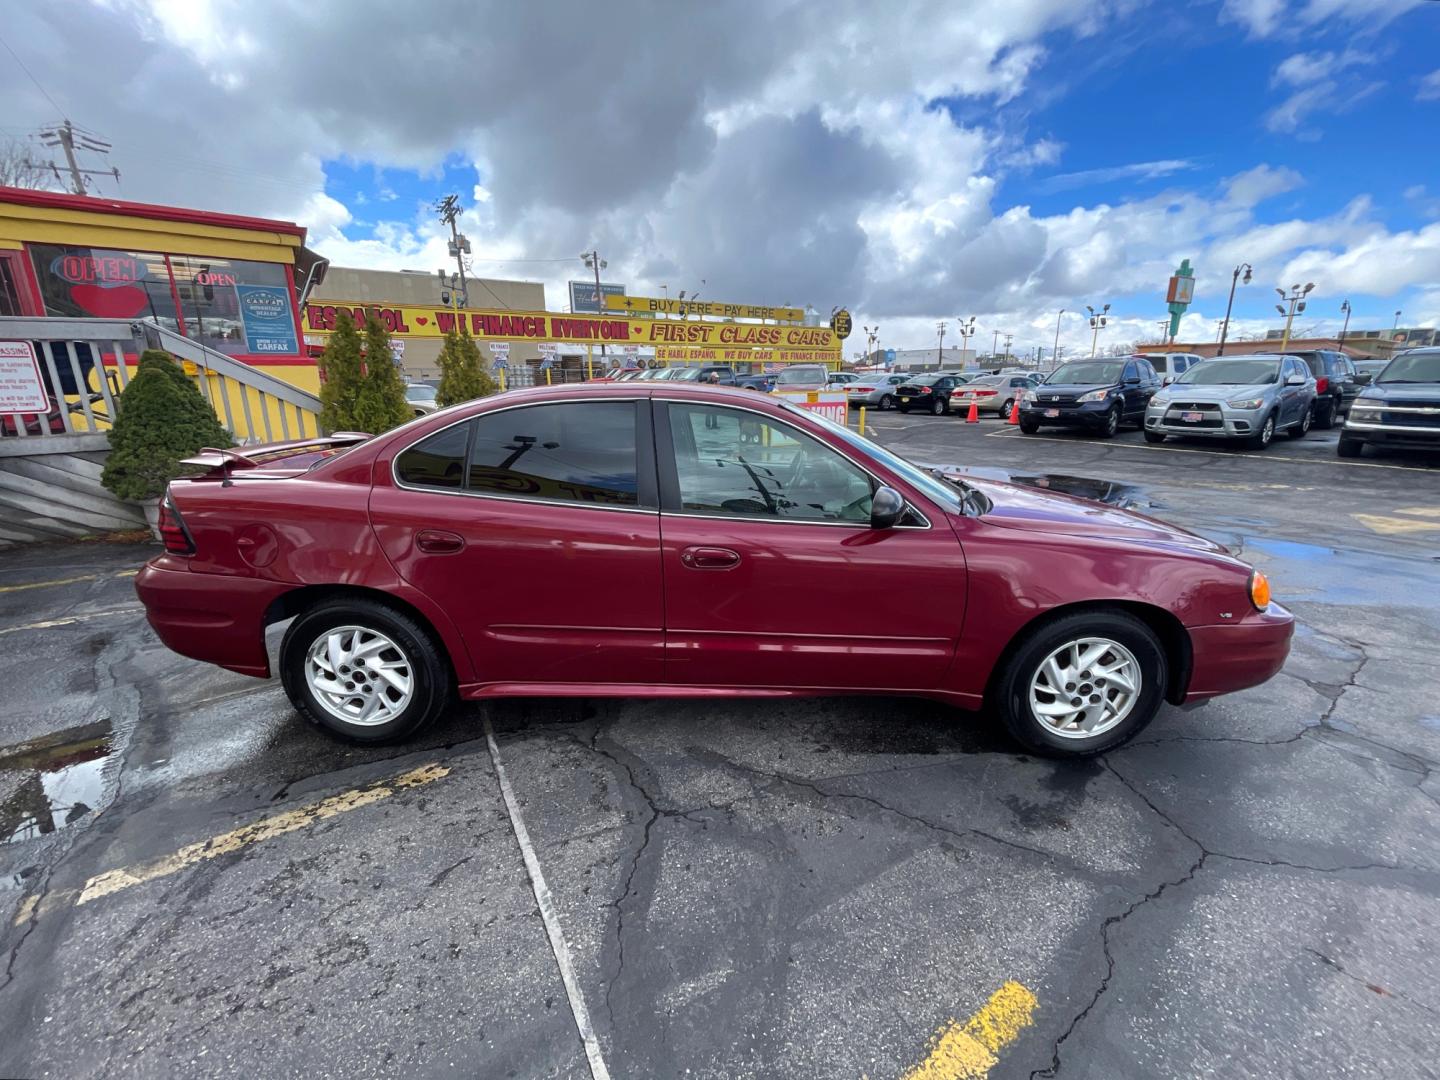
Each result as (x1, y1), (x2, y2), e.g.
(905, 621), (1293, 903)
(73, 763), (449, 907)
(1351, 513), (1440, 535)
(896, 981), (1038, 1080)
(1395, 506), (1440, 518)
(0, 569), (139, 594)
(984, 428), (1440, 472)
(0, 605), (143, 636)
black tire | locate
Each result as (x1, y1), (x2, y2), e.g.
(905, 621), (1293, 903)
(1337, 435), (1364, 458)
(1288, 405), (1313, 439)
(898, 405), (911, 414)
(931, 397), (947, 416)
(1018, 418), (1040, 435)
(1098, 404), (1120, 439)
(1143, 430), (1167, 444)
(1000, 398), (1015, 420)
(991, 610), (1168, 756)
(879, 394), (893, 411)
(280, 598), (453, 744)
(1246, 411), (1276, 450)
(1314, 398), (1336, 429)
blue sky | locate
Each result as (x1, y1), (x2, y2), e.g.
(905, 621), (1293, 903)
(6, 0), (1438, 355)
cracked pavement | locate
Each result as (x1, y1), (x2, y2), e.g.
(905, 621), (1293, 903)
(1, 416), (1438, 1078)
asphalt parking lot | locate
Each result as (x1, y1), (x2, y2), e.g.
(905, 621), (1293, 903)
(2, 412), (1439, 1079)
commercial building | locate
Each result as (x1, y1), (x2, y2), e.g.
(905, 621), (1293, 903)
(1137, 331), (1420, 362)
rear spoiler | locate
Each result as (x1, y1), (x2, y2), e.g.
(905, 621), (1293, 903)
(181, 432), (372, 476)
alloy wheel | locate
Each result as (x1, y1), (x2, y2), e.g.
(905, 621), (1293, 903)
(305, 624), (415, 726)
(1028, 637), (1142, 739)
(879, 394), (893, 410)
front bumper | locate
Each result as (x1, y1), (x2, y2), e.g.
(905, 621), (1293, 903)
(135, 559), (292, 678)
(1145, 402), (1266, 438)
(1019, 400), (1112, 427)
(1184, 602), (1294, 702)
(1342, 416), (1440, 448)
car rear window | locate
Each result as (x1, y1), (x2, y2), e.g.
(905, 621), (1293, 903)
(467, 401), (638, 505)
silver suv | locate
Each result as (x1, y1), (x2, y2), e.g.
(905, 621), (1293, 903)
(1143, 354), (1317, 450)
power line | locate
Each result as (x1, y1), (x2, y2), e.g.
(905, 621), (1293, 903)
(0, 29), (65, 118)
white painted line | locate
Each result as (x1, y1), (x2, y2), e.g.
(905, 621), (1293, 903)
(984, 428), (1440, 472)
(484, 717), (612, 1080)
(0, 605), (144, 636)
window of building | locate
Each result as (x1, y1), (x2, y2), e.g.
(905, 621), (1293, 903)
(169, 255), (296, 357)
(395, 421), (472, 489)
(467, 402), (639, 506)
(666, 403), (873, 523)
(28, 244), (180, 328)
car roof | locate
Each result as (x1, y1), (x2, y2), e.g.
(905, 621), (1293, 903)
(1207, 353), (1288, 361)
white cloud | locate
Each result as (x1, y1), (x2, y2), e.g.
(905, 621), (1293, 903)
(1222, 0), (1288, 37)
(1224, 164), (1304, 206)
(1282, 221), (1440, 296)
(1265, 51), (1382, 135)
(1034, 159), (1194, 194)
(1419, 69), (1440, 102)
(1223, 0), (1422, 37)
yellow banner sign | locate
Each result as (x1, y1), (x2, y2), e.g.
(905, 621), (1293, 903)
(654, 346), (839, 364)
(304, 302), (838, 349)
(604, 294), (805, 322)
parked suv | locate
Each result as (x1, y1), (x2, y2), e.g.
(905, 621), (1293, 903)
(1018, 357), (1160, 437)
(1338, 348), (1440, 458)
(895, 371), (966, 415)
(1285, 350), (1360, 428)
(1144, 354), (1316, 450)
(1146, 352), (1204, 385)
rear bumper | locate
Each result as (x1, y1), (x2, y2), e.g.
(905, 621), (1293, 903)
(1183, 603), (1294, 702)
(134, 560), (291, 678)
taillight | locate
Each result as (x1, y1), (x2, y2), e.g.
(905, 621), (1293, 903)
(1315, 376), (1329, 393)
(158, 494), (195, 555)
(918, 386), (932, 394)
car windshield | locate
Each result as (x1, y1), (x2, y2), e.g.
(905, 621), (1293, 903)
(1177, 359), (1280, 385)
(1377, 351), (1440, 383)
(1046, 362), (1123, 384)
(775, 366), (826, 386)
(404, 384), (437, 401)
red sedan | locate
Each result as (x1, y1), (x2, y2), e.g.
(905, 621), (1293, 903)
(135, 384), (1293, 757)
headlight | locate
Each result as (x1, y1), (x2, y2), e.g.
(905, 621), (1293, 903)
(1021, 389), (1037, 403)
(1227, 396), (1265, 409)
(1077, 389), (1109, 403)
(1249, 570), (1271, 611)
(1149, 394), (1170, 407)
(1349, 401), (1382, 412)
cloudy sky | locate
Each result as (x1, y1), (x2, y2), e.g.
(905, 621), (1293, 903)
(4, 0), (1439, 359)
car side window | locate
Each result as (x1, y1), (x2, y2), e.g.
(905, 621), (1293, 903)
(665, 403), (873, 523)
(1122, 361), (1138, 382)
(396, 421), (472, 489)
(467, 402), (639, 506)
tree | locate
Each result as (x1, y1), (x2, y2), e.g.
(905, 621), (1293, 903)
(352, 314), (411, 434)
(101, 350), (233, 503)
(0, 138), (53, 190)
(317, 310), (365, 433)
(435, 328), (496, 408)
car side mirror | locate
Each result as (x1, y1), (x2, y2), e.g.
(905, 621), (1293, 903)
(1354, 372), (1372, 385)
(1286, 374), (1306, 386)
(1123, 376), (1140, 386)
(870, 486), (905, 529)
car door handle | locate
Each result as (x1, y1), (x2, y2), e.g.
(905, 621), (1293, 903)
(416, 530), (465, 554)
(680, 546), (741, 570)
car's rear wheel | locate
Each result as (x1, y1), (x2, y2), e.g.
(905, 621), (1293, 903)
(1143, 430), (1166, 444)
(1337, 435), (1364, 458)
(879, 394), (894, 410)
(1315, 398), (1336, 429)
(280, 599), (452, 743)
(1000, 398), (1015, 420)
(931, 397), (947, 416)
(1288, 405), (1313, 439)
(992, 611), (1167, 756)
(1019, 418), (1040, 434)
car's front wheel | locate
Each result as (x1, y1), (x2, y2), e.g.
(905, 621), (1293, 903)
(1337, 435), (1364, 458)
(992, 610), (1167, 756)
(1018, 418), (1040, 434)
(1247, 411), (1277, 450)
(280, 598), (452, 743)
(1098, 403), (1120, 438)
(1143, 429), (1166, 444)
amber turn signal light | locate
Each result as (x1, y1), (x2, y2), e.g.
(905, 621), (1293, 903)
(1249, 570), (1271, 611)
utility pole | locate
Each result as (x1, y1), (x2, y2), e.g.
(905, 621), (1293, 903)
(991, 329), (1000, 360)
(1053, 309), (1065, 371)
(33, 120), (119, 195)
(1002, 333), (1013, 365)
(1338, 299), (1352, 353)
(584, 250), (609, 365)
(1216, 262), (1252, 356)
(1274, 283), (1315, 351)
(936, 321), (947, 367)
(1086, 304), (1111, 357)
(434, 195), (469, 308)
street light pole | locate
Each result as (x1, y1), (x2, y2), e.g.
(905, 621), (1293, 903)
(1053, 309), (1065, 370)
(955, 316), (976, 367)
(1086, 303), (1110, 357)
(1275, 282), (1315, 352)
(583, 251), (610, 365)
(1393, 309), (1403, 332)
(936, 321), (947, 367)
(1216, 262), (1252, 356)
(1338, 299), (1351, 353)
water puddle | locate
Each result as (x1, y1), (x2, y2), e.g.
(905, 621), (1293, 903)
(0, 719), (112, 845)
(925, 465), (1167, 510)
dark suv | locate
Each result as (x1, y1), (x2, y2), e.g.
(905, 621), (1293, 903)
(895, 372), (966, 415)
(1018, 356), (1160, 437)
(1339, 348), (1440, 458)
(1285, 350), (1360, 428)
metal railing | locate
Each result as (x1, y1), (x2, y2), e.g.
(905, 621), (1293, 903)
(0, 317), (138, 439)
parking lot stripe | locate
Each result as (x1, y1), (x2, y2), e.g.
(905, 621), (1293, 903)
(897, 981), (1038, 1080)
(74, 763), (450, 906)
(484, 717), (612, 1080)
(983, 429), (1439, 472)
(0, 605), (144, 636)
(0, 569), (138, 594)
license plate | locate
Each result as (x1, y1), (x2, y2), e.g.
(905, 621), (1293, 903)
(1181, 411), (1203, 423)
(1044, 408), (1059, 418)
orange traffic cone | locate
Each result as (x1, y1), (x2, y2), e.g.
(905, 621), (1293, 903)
(965, 398), (979, 423)
(1008, 397), (1022, 425)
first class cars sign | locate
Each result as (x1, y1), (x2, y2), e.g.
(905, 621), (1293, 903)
(0, 340), (48, 413)
(304, 303), (841, 351)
